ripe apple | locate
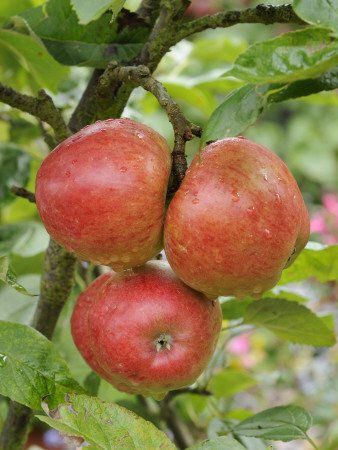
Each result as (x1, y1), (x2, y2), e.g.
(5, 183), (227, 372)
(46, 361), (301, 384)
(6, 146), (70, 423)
(70, 270), (116, 384)
(164, 137), (310, 300)
(35, 118), (172, 270)
(71, 261), (222, 398)
(185, 0), (221, 18)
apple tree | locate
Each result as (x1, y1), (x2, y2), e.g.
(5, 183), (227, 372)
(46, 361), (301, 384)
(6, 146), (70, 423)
(0, 0), (337, 449)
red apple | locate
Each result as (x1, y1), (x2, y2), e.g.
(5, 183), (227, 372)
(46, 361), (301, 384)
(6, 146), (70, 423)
(35, 118), (172, 270)
(164, 137), (310, 300)
(71, 261), (222, 398)
(70, 271), (115, 384)
(185, 0), (221, 18)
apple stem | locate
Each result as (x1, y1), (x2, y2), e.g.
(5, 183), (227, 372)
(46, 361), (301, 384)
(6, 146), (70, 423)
(155, 333), (172, 352)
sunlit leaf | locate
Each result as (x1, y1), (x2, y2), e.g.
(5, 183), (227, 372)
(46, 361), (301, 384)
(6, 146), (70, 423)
(0, 321), (84, 409)
(294, 0), (338, 32)
(226, 28), (338, 85)
(70, 0), (125, 24)
(20, 0), (147, 67)
(0, 16), (69, 91)
(201, 84), (270, 146)
(209, 369), (257, 398)
(233, 405), (312, 442)
(279, 243), (338, 284)
(36, 393), (175, 449)
(243, 298), (336, 346)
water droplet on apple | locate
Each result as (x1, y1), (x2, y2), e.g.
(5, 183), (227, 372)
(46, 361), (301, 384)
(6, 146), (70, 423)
(71, 135), (82, 143)
(193, 191), (198, 196)
(72, 159), (77, 164)
(65, 169), (71, 177)
(275, 193), (281, 203)
(215, 257), (223, 264)
(184, 189), (190, 196)
(231, 190), (240, 202)
(263, 174), (268, 182)
(264, 228), (272, 239)
(247, 206), (255, 215)
(192, 198), (199, 204)
(134, 131), (144, 140)
(120, 167), (127, 173)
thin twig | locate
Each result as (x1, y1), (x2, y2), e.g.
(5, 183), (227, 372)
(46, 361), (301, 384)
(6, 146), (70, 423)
(176, 4), (306, 41)
(10, 186), (36, 203)
(0, 83), (70, 143)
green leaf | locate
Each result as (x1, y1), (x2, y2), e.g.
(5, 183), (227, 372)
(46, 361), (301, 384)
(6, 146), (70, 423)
(0, 274), (40, 323)
(0, 256), (37, 296)
(4, 263), (37, 296)
(201, 84), (270, 146)
(243, 298), (336, 347)
(70, 0), (125, 24)
(0, 221), (49, 257)
(262, 287), (309, 303)
(20, 0), (148, 68)
(209, 369), (257, 398)
(189, 437), (246, 449)
(0, 321), (84, 409)
(269, 66), (338, 103)
(226, 28), (338, 85)
(279, 243), (338, 284)
(36, 393), (176, 449)
(0, 16), (69, 92)
(203, 67), (338, 143)
(294, 0), (338, 32)
(233, 405), (312, 442)
(0, 144), (31, 208)
(221, 298), (254, 320)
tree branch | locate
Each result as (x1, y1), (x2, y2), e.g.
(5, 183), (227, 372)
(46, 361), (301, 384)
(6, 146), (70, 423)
(98, 63), (202, 191)
(10, 186), (36, 203)
(136, 0), (162, 25)
(176, 4), (306, 41)
(0, 83), (70, 143)
(138, 0), (191, 71)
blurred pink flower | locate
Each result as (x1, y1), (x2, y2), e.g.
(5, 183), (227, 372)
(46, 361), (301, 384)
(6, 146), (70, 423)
(322, 193), (338, 217)
(228, 334), (251, 354)
(310, 212), (328, 234)
(310, 193), (338, 245)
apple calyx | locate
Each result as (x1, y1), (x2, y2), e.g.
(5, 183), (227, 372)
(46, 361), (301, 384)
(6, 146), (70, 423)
(155, 333), (172, 352)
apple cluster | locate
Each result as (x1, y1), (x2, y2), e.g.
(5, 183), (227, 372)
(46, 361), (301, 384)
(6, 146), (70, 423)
(35, 118), (309, 398)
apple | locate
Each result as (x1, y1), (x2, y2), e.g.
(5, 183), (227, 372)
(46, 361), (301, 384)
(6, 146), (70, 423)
(70, 270), (116, 384)
(35, 118), (172, 270)
(185, 0), (221, 18)
(71, 261), (222, 398)
(164, 137), (310, 300)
